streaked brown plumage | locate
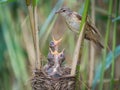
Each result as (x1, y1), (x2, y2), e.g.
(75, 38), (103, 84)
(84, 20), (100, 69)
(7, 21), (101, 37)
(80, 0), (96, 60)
(56, 7), (104, 48)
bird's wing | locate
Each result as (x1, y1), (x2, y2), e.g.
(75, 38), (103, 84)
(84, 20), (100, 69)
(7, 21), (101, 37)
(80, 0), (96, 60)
(69, 11), (102, 38)
(74, 12), (101, 36)
(86, 16), (101, 37)
(73, 12), (82, 21)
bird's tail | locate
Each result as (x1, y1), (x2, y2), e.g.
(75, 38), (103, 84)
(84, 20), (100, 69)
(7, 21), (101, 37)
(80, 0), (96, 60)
(88, 21), (111, 52)
(92, 39), (111, 52)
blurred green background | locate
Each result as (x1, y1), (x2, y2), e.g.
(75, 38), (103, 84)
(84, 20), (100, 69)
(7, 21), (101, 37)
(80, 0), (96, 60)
(0, 0), (120, 90)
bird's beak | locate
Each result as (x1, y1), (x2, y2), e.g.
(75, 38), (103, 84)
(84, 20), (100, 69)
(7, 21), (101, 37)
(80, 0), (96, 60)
(52, 36), (63, 46)
(55, 10), (60, 14)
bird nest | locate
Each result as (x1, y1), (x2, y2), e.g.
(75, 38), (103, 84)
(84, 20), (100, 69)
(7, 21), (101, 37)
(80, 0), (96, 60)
(31, 68), (81, 90)
(31, 37), (81, 90)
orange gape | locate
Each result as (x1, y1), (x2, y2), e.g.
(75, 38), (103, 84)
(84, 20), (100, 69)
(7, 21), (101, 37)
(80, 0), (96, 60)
(43, 37), (65, 78)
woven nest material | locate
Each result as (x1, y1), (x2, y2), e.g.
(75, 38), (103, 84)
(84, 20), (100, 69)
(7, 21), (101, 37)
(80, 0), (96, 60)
(31, 68), (81, 90)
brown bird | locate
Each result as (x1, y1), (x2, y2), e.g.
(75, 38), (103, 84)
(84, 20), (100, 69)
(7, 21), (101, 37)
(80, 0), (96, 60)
(55, 7), (104, 48)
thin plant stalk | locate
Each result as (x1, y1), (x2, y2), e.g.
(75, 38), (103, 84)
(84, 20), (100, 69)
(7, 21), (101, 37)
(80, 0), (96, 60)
(88, 0), (95, 88)
(71, 0), (90, 76)
(33, 6), (41, 69)
(70, 0), (90, 89)
(27, 6), (37, 69)
(82, 44), (89, 90)
(110, 0), (119, 89)
(99, 0), (113, 89)
(28, 6), (36, 48)
(74, 23), (86, 90)
(26, 0), (41, 69)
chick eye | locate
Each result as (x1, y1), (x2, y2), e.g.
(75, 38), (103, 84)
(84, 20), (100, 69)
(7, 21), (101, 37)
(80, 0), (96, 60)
(50, 41), (54, 46)
(60, 53), (64, 58)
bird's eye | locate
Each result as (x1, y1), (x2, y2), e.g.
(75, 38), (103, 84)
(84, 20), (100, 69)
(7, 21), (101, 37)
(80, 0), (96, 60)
(63, 10), (66, 12)
(60, 54), (63, 57)
(60, 53), (64, 58)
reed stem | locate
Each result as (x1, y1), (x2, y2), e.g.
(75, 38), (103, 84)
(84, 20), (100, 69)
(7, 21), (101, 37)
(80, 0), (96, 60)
(99, 0), (113, 89)
(110, 0), (119, 89)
